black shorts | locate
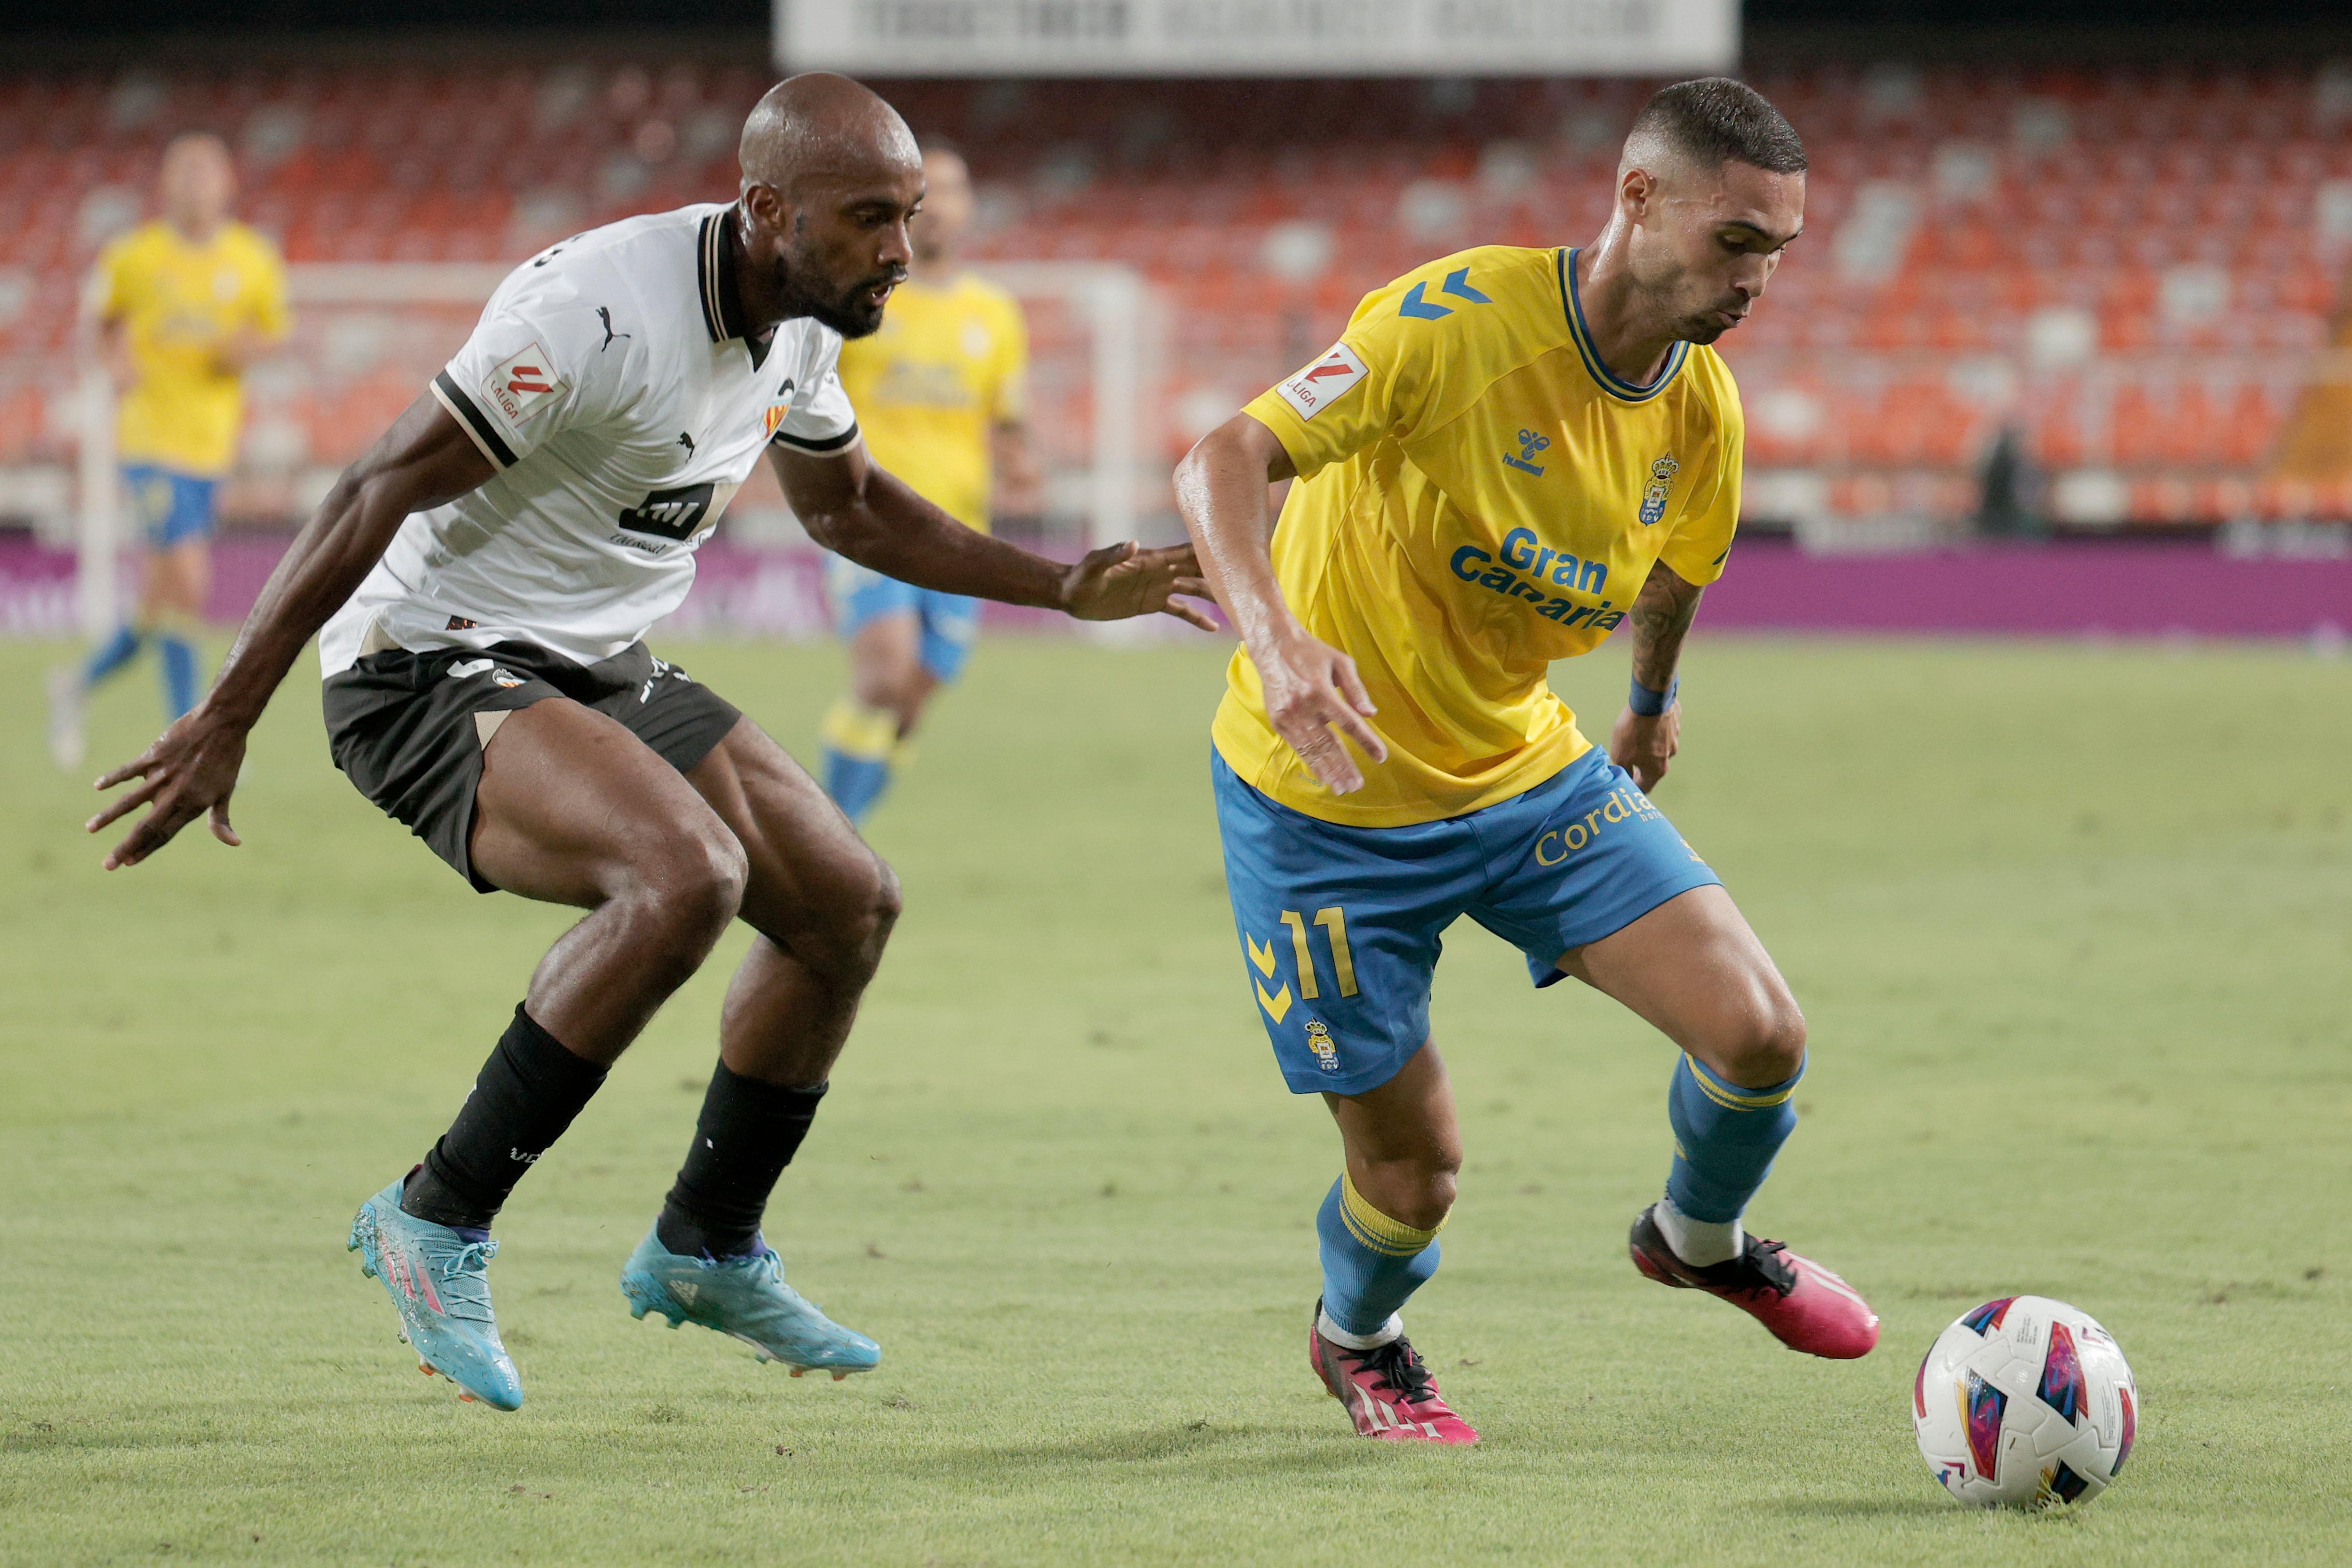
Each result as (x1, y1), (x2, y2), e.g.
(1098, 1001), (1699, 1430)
(323, 639), (742, 893)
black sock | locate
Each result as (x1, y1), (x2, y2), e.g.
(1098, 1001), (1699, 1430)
(400, 1003), (609, 1231)
(655, 1064), (828, 1260)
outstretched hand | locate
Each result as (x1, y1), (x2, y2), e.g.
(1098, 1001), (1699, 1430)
(85, 707), (248, 870)
(1256, 628), (1387, 795)
(1060, 540), (1219, 631)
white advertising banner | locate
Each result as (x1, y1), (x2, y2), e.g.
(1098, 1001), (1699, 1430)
(776, 0), (1738, 78)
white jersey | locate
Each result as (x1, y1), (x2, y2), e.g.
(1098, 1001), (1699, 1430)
(319, 203), (859, 676)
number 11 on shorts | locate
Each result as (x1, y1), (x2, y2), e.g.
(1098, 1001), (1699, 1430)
(1279, 907), (1359, 1000)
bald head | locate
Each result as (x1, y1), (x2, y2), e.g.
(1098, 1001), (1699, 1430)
(732, 74), (923, 340)
(739, 72), (920, 196)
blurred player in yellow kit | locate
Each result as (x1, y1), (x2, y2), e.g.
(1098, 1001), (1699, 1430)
(48, 133), (290, 769)
(819, 140), (1040, 823)
(1177, 80), (1877, 1445)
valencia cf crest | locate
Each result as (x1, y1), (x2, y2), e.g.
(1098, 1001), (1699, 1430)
(1638, 453), (1680, 526)
(763, 377), (799, 439)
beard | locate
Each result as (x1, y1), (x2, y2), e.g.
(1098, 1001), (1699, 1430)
(771, 242), (905, 340)
(1673, 294), (1750, 346)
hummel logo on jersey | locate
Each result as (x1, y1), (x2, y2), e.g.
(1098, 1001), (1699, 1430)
(1245, 932), (1293, 1022)
(596, 306), (630, 350)
(1503, 428), (1551, 476)
(1275, 344), (1367, 421)
(484, 344), (565, 425)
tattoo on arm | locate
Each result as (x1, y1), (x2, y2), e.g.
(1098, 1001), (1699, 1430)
(1628, 563), (1704, 692)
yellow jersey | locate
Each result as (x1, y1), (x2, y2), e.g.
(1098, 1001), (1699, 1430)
(1216, 245), (1745, 828)
(835, 272), (1029, 532)
(89, 220), (291, 477)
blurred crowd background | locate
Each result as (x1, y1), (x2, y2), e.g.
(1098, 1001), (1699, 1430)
(3, 0), (2349, 642)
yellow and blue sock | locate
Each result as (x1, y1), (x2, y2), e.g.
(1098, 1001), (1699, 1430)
(820, 696), (899, 826)
(1315, 1173), (1443, 1341)
(1664, 1052), (1802, 1236)
(80, 623), (142, 688)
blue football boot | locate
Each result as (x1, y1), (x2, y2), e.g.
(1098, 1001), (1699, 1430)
(619, 1226), (880, 1379)
(347, 1176), (523, 1410)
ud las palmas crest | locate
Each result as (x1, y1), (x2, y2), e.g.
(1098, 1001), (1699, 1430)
(1639, 453), (1680, 525)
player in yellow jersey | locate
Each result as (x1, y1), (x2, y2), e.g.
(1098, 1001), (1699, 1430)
(819, 140), (1040, 823)
(1175, 80), (1878, 1444)
(48, 134), (290, 769)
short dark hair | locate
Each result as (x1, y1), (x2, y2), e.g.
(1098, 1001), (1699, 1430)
(1627, 78), (1806, 176)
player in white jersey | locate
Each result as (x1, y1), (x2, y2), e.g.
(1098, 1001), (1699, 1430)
(83, 75), (1211, 1412)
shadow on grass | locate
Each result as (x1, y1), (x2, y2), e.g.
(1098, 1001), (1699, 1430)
(950, 1419), (1399, 1479)
(1767, 1496), (1968, 1518)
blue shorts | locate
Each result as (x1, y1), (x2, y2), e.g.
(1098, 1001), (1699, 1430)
(1213, 747), (1722, 1096)
(827, 557), (980, 683)
(123, 465), (218, 548)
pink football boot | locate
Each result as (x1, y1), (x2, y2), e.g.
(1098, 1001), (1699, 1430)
(1308, 1305), (1480, 1444)
(1629, 1204), (1880, 1360)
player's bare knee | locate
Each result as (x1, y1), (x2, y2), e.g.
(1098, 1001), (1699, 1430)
(797, 849), (902, 981)
(845, 853), (903, 964)
(634, 825), (748, 948)
(1715, 993), (1807, 1087)
(1393, 1163), (1459, 1232)
(1362, 1150), (1459, 1232)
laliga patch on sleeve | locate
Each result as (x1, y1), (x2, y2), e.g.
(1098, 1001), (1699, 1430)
(483, 344), (566, 426)
(1274, 342), (1367, 420)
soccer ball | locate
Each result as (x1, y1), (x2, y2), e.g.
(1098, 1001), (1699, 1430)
(1911, 1294), (2139, 1508)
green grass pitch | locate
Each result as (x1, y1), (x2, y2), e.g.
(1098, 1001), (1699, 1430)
(2, 632), (2347, 1566)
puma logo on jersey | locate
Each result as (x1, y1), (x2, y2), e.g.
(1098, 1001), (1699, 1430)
(484, 344), (565, 425)
(596, 306), (630, 350)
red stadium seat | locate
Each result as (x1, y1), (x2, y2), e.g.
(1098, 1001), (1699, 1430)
(2, 62), (2345, 524)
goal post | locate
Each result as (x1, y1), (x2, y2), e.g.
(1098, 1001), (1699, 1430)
(976, 261), (1163, 557)
(74, 262), (507, 635)
(75, 258), (1168, 639)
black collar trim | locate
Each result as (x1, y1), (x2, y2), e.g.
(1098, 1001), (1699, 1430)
(697, 206), (771, 370)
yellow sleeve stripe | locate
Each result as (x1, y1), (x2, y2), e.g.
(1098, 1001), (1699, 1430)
(1684, 1057), (1801, 1111)
(1339, 1173), (1444, 1258)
